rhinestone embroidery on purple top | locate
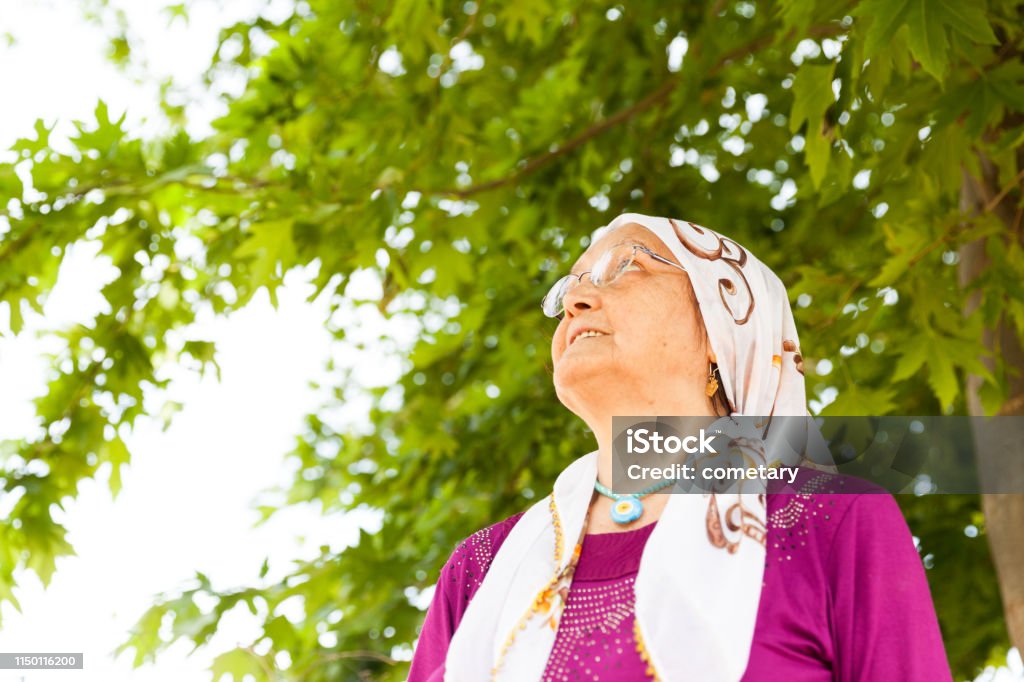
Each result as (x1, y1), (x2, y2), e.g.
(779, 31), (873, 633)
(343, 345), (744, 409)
(540, 577), (640, 680)
(447, 525), (495, 603)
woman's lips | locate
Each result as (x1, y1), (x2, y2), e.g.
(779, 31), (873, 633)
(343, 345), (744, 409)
(568, 329), (610, 346)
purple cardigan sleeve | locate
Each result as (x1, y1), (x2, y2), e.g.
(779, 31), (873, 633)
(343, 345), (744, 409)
(828, 494), (953, 681)
(408, 512), (526, 682)
(407, 562), (457, 682)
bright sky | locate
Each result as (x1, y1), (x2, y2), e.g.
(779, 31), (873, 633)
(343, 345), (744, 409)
(0, 1), (390, 681)
(0, 1), (1022, 681)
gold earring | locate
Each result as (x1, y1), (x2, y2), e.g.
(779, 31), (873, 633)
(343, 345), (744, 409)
(705, 362), (719, 397)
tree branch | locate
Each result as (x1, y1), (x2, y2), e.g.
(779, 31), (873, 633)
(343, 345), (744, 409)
(983, 166), (1024, 214)
(242, 646), (279, 681)
(427, 76), (679, 199)
(812, 277), (864, 331)
(421, 22), (845, 199)
(293, 648), (397, 678)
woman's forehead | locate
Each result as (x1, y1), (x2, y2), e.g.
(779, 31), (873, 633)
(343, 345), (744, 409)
(571, 222), (669, 272)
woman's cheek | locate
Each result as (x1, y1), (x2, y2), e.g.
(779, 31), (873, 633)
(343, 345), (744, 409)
(552, 327), (569, 360)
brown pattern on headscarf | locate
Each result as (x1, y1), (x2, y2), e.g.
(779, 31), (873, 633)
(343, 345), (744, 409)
(783, 339), (804, 375)
(669, 218), (754, 325)
(706, 494), (767, 553)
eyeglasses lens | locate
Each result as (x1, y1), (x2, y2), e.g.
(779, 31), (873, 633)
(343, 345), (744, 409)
(542, 244), (640, 318)
(542, 276), (570, 318)
(593, 244), (636, 286)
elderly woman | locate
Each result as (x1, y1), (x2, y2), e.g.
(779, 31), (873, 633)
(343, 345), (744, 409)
(408, 213), (951, 681)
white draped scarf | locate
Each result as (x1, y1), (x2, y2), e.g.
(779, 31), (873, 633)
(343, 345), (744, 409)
(444, 213), (820, 681)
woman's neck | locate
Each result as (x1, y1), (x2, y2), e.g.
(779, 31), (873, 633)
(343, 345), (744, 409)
(591, 412), (717, 489)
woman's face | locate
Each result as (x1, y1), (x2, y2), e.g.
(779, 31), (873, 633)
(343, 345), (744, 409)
(551, 223), (712, 418)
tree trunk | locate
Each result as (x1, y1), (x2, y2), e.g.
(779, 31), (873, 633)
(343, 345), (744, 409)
(959, 160), (1024, 654)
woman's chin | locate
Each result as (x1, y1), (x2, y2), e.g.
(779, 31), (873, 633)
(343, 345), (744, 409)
(554, 355), (619, 395)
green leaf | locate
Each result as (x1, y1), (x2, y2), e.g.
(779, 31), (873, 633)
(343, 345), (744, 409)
(9, 117), (55, 158)
(870, 250), (918, 287)
(892, 335), (930, 381)
(925, 344), (959, 410)
(501, 0), (552, 46)
(935, 0), (998, 45)
(987, 62), (1024, 111)
(891, 330), (991, 409)
(163, 3), (189, 26)
(183, 340), (220, 379)
(790, 63), (836, 189)
(921, 123), (971, 194)
(777, 0), (814, 33)
(3, 300), (25, 336)
(105, 437), (131, 499)
(233, 219), (297, 300)
(211, 648), (266, 682)
(819, 383), (897, 416)
(264, 614), (297, 650)
(22, 515), (73, 587)
(906, 0), (950, 81)
(0, 574), (23, 615)
(856, 0), (911, 58)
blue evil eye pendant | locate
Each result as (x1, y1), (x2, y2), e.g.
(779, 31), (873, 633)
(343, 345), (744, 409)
(611, 497), (644, 524)
(595, 478), (675, 524)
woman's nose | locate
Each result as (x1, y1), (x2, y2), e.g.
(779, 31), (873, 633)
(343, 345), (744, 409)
(563, 274), (601, 316)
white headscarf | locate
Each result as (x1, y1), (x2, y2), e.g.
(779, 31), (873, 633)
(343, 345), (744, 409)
(444, 213), (819, 681)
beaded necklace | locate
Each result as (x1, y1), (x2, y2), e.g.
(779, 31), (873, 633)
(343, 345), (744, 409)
(490, 488), (665, 680)
(490, 491), (594, 679)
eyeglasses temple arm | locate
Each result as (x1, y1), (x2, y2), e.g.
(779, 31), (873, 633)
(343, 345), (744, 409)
(643, 249), (686, 272)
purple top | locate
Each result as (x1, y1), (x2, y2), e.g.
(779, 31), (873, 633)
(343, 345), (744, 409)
(409, 488), (952, 681)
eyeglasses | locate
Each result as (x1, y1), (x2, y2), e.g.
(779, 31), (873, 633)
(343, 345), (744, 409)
(541, 242), (687, 319)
